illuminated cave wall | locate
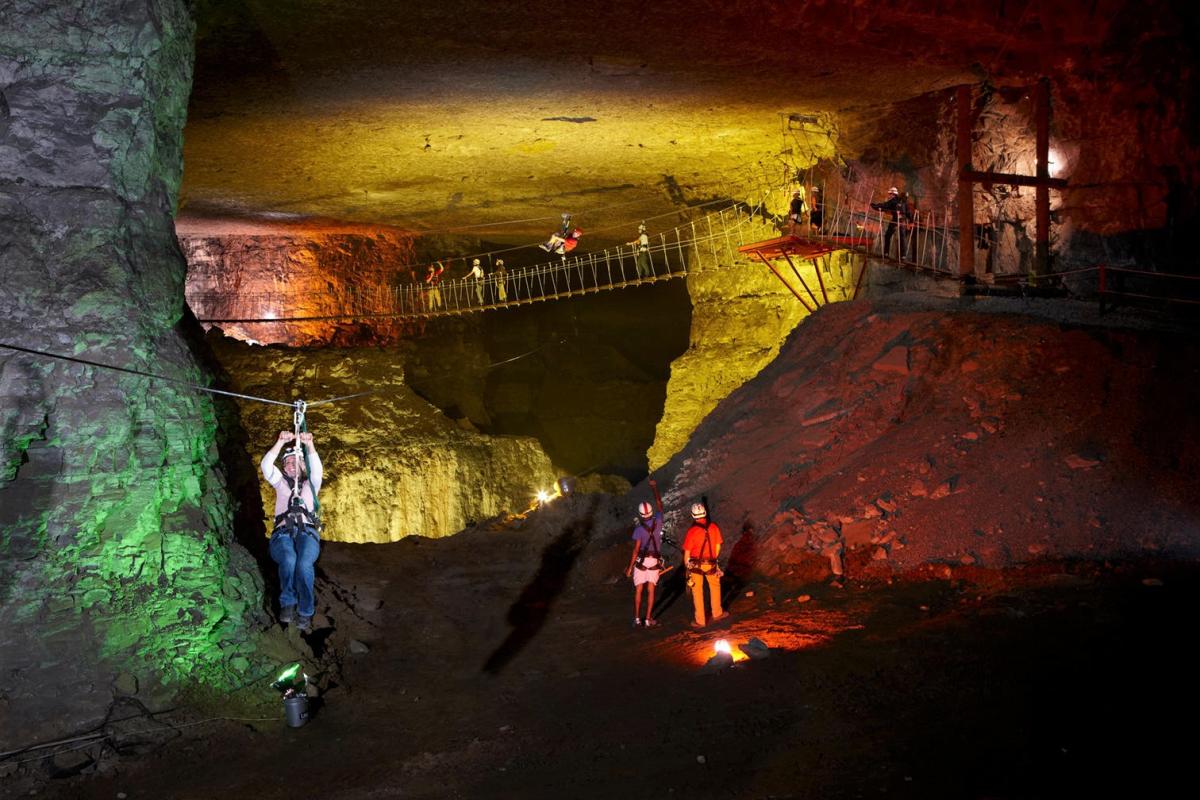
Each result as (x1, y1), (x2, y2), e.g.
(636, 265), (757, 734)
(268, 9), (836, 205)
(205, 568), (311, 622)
(180, 218), (420, 345)
(648, 211), (864, 471)
(0, 0), (264, 746)
(837, 4), (1200, 281)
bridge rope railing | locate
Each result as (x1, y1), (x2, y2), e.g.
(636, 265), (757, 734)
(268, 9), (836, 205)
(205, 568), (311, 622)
(192, 190), (788, 324)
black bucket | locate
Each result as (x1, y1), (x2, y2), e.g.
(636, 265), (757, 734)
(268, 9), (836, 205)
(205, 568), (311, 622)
(283, 694), (310, 727)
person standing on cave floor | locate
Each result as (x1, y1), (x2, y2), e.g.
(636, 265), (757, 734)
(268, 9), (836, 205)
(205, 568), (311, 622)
(624, 478), (666, 627)
(683, 502), (728, 628)
(261, 430), (324, 632)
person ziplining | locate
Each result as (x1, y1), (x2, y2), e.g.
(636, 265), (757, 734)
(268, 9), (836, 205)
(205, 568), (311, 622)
(261, 427), (324, 632)
(539, 212), (583, 256)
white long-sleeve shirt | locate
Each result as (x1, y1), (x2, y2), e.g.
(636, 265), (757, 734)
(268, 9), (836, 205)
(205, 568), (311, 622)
(261, 445), (323, 516)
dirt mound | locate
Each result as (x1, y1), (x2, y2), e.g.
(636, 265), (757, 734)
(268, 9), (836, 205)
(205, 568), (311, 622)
(648, 299), (1200, 583)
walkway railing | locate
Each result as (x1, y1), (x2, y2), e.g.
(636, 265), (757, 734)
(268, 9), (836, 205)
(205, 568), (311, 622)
(191, 200), (787, 324)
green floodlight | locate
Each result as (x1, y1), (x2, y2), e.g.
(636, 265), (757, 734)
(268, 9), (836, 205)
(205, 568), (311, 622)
(271, 662), (310, 727)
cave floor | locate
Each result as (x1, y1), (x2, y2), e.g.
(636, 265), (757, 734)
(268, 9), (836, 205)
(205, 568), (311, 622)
(32, 501), (1197, 800)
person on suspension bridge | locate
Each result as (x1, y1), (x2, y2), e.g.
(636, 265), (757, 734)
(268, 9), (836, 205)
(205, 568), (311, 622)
(624, 477), (666, 627)
(540, 212), (583, 257)
(261, 430), (324, 632)
(425, 261), (445, 311)
(494, 259), (508, 302)
(467, 258), (486, 305)
(788, 189), (807, 236)
(683, 501), (728, 628)
(627, 221), (652, 279)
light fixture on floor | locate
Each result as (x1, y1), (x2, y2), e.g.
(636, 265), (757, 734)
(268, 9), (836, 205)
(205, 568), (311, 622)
(272, 662), (310, 727)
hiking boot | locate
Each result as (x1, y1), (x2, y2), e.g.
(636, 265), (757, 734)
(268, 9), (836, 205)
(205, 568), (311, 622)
(632, 618), (642, 628)
(279, 605), (297, 624)
(644, 618), (659, 628)
(297, 616), (313, 633)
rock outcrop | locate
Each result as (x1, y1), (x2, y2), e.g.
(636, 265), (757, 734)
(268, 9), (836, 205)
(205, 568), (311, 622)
(650, 299), (1200, 579)
(0, 0), (264, 748)
(648, 211), (864, 470)
(179, 216), (420, 346)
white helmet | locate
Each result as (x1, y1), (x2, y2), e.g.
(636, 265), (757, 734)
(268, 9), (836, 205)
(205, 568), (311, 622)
(638, 501), (653, 518)
(496, 258), (504, 267)
(472, 258), (481, 266)
(888, 186), (899, 195)
(690, 502), (707, 519)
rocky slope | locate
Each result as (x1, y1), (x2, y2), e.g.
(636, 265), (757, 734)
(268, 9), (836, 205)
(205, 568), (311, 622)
(645, 298), (1200, 580)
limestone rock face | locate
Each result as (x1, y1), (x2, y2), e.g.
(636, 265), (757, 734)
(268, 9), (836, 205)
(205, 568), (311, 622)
(0, 0), (263, 748)
(211, 339), (558, 543)
(648, 212), (863, 470)
(652, 300), (1200, 579)
(178, 216), (419, 346)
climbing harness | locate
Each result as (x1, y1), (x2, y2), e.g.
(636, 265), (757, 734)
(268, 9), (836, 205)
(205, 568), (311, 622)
(634, 517), (666, 571)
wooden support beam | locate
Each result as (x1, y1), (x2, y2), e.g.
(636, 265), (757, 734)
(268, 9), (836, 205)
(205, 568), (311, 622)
(956, 85), (975, 279)
(1035, 77), (1051, 283)
(959, 169), (1067, 190)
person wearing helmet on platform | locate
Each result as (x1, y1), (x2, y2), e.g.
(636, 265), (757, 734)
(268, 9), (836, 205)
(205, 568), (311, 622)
(467, 257), (485, 305)
(682, 501), (728, 628)
(809, 186), (824, 232)
(788, 188), (806, 235)
(870, 186), (909, 260)
(627, 221), (652, 279)
(625, 478), (666, 627)
(261, 430), (324, 632)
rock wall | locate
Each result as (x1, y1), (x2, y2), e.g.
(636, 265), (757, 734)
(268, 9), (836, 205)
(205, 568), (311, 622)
(651, 300), (1200, 580)
(836, 2), (1200, 281)
(0, 0), (265, 748)
(405, 280), (692, 480)
(210, 338), (559, 543)
(648, 212), (864, 470)
(178, 216), (420, 346)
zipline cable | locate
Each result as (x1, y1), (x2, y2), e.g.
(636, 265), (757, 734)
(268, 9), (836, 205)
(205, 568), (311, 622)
(0, 341), (370, 410)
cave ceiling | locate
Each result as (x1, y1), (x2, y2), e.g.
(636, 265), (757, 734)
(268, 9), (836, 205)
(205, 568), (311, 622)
(182, 0), (1154, 244)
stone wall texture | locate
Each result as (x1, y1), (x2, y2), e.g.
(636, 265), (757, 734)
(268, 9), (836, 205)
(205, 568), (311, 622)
(0, 0), (265, 748)
(178, 217), (420, 345)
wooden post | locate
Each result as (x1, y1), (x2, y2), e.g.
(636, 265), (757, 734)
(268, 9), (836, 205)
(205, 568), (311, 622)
(957, 85), (975, 279)
(1034, 77), (1051, 285)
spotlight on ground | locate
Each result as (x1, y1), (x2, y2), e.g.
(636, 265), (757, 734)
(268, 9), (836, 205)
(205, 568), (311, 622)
(271, 662), (310, 727)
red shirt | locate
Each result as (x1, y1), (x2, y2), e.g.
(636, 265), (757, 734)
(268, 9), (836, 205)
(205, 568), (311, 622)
(683, 520), (722, 560)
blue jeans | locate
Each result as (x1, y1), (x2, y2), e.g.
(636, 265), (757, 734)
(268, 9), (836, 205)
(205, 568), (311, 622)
(270, 526), (321, 618)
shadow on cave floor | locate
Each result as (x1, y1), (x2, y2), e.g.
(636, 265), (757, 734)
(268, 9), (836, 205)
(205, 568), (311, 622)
(481, 502), (596, 675)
